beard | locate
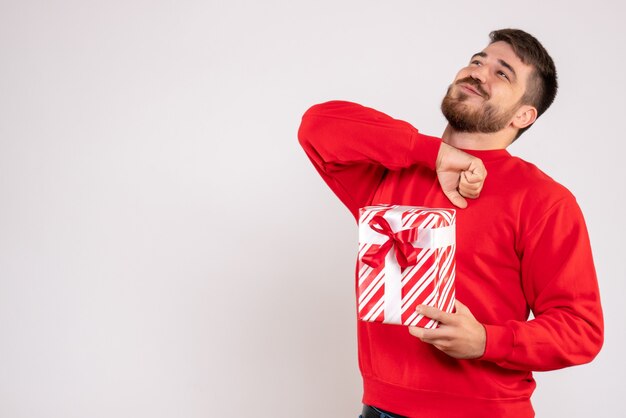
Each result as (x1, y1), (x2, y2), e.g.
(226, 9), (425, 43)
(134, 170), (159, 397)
(441, 77), (518, 133)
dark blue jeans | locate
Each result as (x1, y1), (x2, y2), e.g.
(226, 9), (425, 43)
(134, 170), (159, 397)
(360, 404), (407, 418)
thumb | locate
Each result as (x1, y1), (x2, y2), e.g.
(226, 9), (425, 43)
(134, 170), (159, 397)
(444, 189), (468, 209)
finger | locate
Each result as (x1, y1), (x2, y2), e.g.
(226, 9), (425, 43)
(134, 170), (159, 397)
(408, 325), (423, 339)
(417, 304), (455, 324)
(459, 181), (481, 199)
(444, 189), (467, 209)
(461, 172), (484, 193)
(459, 189), (480, 199)
(459, 189), (480, 200)
(408, 326), (441, 342)
(468, 160), (488, 181)
(459, 172), (484, 199)
(464, 168), (487, 184)
(459, 182), (481, 194)
(461, 172), (483, 190)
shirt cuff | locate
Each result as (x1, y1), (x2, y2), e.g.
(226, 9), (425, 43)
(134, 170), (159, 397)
(479, 323), (515, 363)
(407, 133), (442, 171)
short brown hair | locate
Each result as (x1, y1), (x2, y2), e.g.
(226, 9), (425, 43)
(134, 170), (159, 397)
(489, 29), (558, 139)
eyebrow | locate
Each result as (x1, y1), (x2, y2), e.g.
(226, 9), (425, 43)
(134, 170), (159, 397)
(471, 52), (517, 80)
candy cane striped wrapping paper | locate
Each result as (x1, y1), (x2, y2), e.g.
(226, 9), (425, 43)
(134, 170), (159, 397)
(357, 205), (456, 328)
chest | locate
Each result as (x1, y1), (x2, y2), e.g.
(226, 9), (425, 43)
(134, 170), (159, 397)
(371, 167), (521, 269)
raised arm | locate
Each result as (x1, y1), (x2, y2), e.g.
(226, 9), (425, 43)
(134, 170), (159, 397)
(297, 100), (486, 218)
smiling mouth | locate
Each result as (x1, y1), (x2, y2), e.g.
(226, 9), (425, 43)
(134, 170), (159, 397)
(460, 84), (483, 97)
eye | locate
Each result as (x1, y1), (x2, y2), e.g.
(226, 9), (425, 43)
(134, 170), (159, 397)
(471, 60), (482, 66)
(497, 70), (510, 80)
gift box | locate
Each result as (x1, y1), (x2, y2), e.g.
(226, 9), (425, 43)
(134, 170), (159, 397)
(357, 204), (456, 328)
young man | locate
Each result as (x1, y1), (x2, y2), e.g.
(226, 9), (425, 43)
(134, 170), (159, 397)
(297, 29), (604, 418)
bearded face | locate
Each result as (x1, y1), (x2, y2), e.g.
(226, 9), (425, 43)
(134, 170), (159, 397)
(441, 76), (519, 133)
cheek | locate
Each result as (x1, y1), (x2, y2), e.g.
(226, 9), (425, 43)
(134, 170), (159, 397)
(489, 85), (515, 103)
(454, 67), (470, 83)
(452, 68), (471, 83)
(491, 97), (521, 119)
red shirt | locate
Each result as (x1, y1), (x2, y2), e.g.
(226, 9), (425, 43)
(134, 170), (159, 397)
(298, 100), (604, 418)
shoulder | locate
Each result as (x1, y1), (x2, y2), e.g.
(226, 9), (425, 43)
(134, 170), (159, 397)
(505, 155), (575, 206)
(497, 155), (586, 242)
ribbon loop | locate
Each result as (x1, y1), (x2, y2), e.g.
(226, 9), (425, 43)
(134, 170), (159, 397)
(361, 215), (419, 269)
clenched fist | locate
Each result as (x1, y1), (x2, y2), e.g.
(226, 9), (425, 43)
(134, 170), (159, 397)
(435, 142), (487, 208)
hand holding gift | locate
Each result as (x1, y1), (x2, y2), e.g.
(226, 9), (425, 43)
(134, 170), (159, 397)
(408, 300), (487, 359)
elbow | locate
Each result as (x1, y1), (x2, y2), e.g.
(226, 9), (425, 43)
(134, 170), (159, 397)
(297, 103), (323, 148)
(582, 320), (604, 364)
(298, 100), (356, 138)
(297, 101), (338, 149)
(568, 318), (604, 367)
(297, 104), (330, 166)
(543, 312), (605, 370)
(297, 113), (313, 148)
(297, 100), (359, 160)
(580, 305), (605, 364)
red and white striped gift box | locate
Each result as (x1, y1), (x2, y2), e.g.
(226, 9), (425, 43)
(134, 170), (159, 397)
(357, 205), (456, 328)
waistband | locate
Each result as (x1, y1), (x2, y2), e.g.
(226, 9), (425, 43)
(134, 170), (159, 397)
(361, 404), (407, 418)
(363, 377), (535, 418)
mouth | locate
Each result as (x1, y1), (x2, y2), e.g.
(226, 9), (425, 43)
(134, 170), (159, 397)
(459, 83), (483, 97)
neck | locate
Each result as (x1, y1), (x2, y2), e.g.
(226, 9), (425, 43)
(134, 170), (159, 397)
(441, 125), (515, 150)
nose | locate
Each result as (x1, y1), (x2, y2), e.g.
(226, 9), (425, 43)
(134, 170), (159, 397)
(470, 65), (488, 84)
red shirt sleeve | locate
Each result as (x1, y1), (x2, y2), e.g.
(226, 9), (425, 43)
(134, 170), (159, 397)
(480, 195), (604, 371)
(297, 100), (442, 220)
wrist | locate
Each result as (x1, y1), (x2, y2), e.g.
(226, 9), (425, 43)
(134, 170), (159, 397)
(436, 142), (450, 170)
(409, 132), (442, 171)
(478, 324), (514, 362)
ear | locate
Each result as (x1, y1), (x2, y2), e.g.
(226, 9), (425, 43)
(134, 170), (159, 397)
(511, 105), (538, 129)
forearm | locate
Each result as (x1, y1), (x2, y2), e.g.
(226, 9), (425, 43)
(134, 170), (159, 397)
(481, 305), (603, 371)
(298, 100), (441, 171)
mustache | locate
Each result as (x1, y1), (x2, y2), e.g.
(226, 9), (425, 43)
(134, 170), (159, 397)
(455, 77), (489, 99)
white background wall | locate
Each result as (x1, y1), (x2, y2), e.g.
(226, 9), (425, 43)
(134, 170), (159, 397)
(1, 1), (624, 417)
